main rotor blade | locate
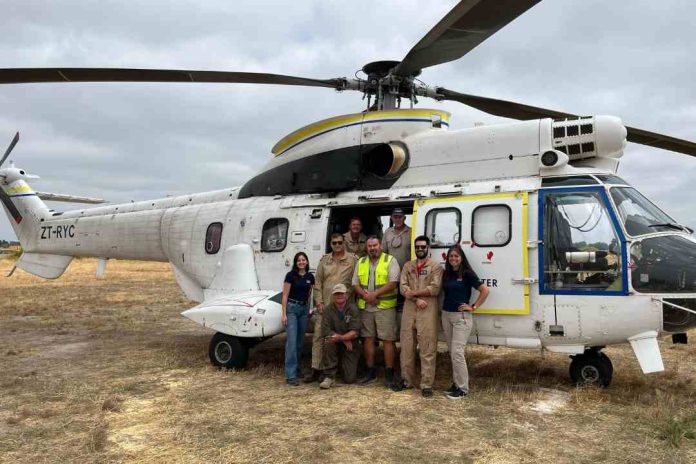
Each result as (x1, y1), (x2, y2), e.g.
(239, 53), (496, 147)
(438, 87), (696, 156)
(393, 0), (541, 77)
(0, 68), (346, 89)
(0, 132), (19, 167)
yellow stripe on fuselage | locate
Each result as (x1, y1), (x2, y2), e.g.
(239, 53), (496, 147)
(5, 185), (33, 194)
(271, 109), (450, 156)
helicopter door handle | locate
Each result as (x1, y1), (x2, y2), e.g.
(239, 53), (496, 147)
(512, 277), (538, 285)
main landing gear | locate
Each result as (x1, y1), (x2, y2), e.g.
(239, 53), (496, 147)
(569, 348), (613, 388)
(208, 332), (250, 369)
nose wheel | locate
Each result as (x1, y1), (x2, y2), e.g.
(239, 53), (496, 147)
(569, 349), (613, 387)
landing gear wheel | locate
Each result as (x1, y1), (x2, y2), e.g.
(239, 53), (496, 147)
(208, 332), (249, 369)
(569, 350), (613, 387)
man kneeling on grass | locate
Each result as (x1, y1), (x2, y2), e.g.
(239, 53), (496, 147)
(319, 284), (361, 389)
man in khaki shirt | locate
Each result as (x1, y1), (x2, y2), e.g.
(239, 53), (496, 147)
(304, 232), (357, 383)
(343, 217), (367, 257)
(382, 207), (412, 337)
(392, 235), (443, 398)
(382, 208), (412, 269)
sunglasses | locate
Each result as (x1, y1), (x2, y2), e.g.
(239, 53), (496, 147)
(414, 245), (428, 250)
(331, 241), (344, 245)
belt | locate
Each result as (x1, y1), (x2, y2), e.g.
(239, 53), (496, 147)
(288, 298), (308, 305)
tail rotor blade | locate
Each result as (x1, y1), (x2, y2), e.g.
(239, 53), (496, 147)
(0, 132), (19, 167)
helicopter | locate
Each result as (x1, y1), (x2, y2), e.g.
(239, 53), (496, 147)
(2, 0), (696, 387)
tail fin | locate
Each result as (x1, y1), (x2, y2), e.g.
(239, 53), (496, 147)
(0, 164), (51, 248)
(1, 133), (70, 278)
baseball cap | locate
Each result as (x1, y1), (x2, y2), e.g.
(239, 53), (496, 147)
(332, 283), (347, 294)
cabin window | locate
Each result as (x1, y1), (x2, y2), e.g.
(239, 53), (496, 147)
(205, 222), (223, 254)
(542, 191), (623, 292)
(424, 208), (461, 248)
(472, 205), (511, 247)
(262, 218), (289, 252)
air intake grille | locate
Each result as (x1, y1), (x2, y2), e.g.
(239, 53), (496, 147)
(552, 117), (597, 160)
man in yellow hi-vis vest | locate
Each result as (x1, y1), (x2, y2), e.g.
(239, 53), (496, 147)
(352, 236), (401, 385)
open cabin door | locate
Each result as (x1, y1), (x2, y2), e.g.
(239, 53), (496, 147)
(414, 192), (530, 315)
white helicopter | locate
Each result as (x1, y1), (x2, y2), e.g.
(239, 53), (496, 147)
(2, 0), (696, 387)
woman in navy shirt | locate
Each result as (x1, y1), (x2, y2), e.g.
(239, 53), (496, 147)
(441, 245), (489, 399)
(282, 252), (315, 386)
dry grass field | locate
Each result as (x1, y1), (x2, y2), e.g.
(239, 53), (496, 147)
(1, 258), (695, 463)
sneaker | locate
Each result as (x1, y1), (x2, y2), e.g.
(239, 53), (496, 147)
(446, 387), (467, 399)
(303, 369), (322, 383)
(358, 368), (377, 385)
(319, 377), (334, 389)
(389, 380), (413, 392)
(286, 378), (300, 387)
(421, 388), (434, 398)
(446, 383), (457, 394)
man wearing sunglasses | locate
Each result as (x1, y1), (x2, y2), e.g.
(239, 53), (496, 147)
(304, 232), (357, 383)
(391, 235), (443, 398)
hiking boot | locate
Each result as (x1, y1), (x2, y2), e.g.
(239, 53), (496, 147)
(421, 388), (434, 398)
(319, 377), (334, 389)
(286, 378), (300, 387)
(303, 369), (322, 383)
(389, 380), (413, 392)
(446, 387), (467, 399)
(358, 368), (377, 385)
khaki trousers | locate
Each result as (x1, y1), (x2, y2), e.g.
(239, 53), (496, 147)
(310, 313), (323, 370)
(441, 311), (474, 393)
(400, 305), (439, 389)
(321, 340), (361, 383)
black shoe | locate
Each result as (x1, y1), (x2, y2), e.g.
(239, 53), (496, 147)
(446, 383), (457, 394)
(446, 387), (467, 399)
(358, 368), (377, 385)
(384, 368), (395, 386)
(286, 378), (300, 387)
(421, 388), (434, 398)
(389, 379), (412, 392)
(302, 369), (321, 383)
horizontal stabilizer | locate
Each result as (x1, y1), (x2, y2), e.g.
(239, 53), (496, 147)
(16, 252), (73, 279)
(36, 191), (105, 204)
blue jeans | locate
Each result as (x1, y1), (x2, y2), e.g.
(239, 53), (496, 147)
(285, 302), (309, 380)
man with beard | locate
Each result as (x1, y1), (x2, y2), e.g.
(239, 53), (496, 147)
(352, 236), (400, 386)
(391, 235), (443, 398)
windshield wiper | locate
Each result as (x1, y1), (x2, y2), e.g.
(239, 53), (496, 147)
(648, 222), (690, 232)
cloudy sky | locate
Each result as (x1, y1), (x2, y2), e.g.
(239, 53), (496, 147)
(1, 0), (695, 241)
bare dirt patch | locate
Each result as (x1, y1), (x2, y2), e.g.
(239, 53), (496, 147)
(0, 258), (695, 463)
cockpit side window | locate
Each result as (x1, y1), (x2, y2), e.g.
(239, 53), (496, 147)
(542, 190), (624, 293)
(609, 187), (677, 236)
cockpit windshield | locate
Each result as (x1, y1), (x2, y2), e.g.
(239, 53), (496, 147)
(609, 187), (679, 236)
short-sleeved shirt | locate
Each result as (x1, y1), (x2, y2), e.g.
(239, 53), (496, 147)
(321, 302), (361, 337)
(382, 225), (412, 269)
(351, 253), (401, 313)
(442, 270), (482, 312)
(284, 270), (315, 303)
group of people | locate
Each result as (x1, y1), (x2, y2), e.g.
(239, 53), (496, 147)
(281, 209), (490, 399)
